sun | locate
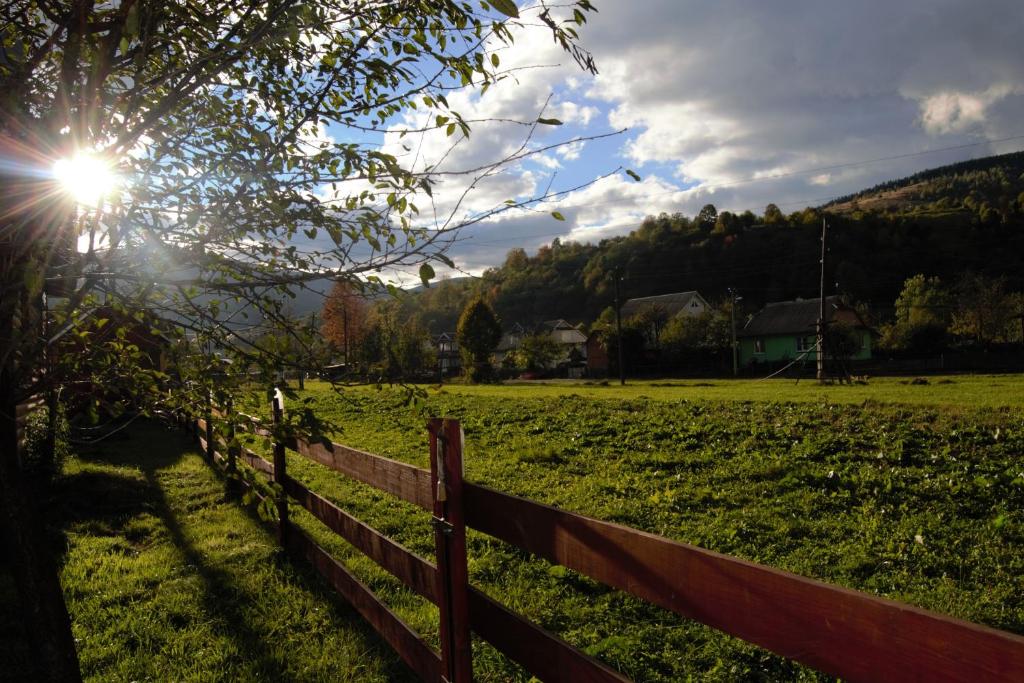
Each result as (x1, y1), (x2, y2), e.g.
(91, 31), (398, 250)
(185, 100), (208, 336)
(53, 152), (120, 206)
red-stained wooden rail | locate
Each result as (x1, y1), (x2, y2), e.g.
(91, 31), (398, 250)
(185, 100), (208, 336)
(189, 400), (1024, 683)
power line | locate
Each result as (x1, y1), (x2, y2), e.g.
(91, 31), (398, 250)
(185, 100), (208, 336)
(516, 134), (1024, 215)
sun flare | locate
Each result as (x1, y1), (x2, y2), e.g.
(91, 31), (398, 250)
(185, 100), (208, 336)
(53, 152), (120, 206)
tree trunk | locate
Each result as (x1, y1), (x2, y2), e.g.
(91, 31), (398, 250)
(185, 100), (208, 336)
(0, 356), (82, 683)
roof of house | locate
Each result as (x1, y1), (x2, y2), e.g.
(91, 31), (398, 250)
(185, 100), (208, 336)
(496, 323), (527, 352)
(739, 296), (859, 337)
(538, 319), (587, 344)
(620, 291), (704, 320)
(539, 319), (579, 331)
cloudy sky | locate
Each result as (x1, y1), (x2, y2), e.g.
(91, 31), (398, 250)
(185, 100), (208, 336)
(341, 1), (1024, 282)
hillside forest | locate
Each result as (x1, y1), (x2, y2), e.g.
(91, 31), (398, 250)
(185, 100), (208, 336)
(320, 152), (1024, 374)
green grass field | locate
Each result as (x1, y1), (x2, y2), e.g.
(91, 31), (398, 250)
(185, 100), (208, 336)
(8, 375), (1023, 681)
(236, 379), (1022, 681)
(0, 422), (413, 682)
(419, 373), (1024, 409)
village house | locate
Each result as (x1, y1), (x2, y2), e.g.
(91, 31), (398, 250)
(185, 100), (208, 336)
(737, 296), (872, 367)
(539, 319), (588, 377)
(433, 332), (461, 375)
(620, 291), (709, 347)
(493, 322), (528, 366)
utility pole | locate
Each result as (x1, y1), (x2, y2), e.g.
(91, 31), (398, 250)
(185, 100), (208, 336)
(729, 288), (741, 376)
(817, 217), (827, 382)
(613, 268), (625, 386)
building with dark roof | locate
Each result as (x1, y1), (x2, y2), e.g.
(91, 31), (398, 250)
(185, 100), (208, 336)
(619, 291), (708, 320)
(737, 296), (872, 366)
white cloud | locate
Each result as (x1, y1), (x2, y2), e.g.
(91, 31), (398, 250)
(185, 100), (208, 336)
(556, 141), (585, 161)
(367, 0), (1024, 272)
(916, 85), (1023, 135)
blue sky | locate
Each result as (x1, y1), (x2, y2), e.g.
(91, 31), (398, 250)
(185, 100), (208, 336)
(317, 0), (1024, 282)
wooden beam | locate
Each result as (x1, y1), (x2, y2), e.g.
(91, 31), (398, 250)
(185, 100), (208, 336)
(290, 435), (432, 511)
(467, 588), (628, 683)
(463, 483), (1024, 682)
(283, 475), (439, 603)
(287, 528), (442, 681)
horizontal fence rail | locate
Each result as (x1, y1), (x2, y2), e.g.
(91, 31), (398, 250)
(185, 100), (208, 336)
(186, 402), (1024, 683)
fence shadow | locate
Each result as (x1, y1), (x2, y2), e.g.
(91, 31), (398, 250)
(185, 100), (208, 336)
(47, 420), (412, 681)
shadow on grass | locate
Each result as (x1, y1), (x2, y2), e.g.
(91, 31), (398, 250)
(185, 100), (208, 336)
(49, 419), (412, 681)
(0, 562), (37, 680)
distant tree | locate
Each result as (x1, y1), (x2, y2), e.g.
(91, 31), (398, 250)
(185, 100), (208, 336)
(358, 303), (435, 380)
(512, 334), (562, 371)
(825, 322), (862, 366)
(696, 204), (718, 233)
(951, 273), (1015, 346)
(504, 248), (529, 270)
(394, 321), (436, 379)
(712, 211), (740, 235)
(630, 304), (670, 346)
(764, 203), (785, 224)
(257, 313), (328, 388)
(457, 298), (502, 382)
(884, 274), (951, 354)
(660, 307), (731, 364)
(895, 275), (951, 329)
(321, 282), (369, 363)
(591, 314), (646, 376)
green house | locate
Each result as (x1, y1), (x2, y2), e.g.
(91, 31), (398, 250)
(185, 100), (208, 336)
(738, 297), (872, 367)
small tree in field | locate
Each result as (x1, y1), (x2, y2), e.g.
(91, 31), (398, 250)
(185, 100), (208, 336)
(457, 298), (502, 382)
(513, 333), (562, 371)
(321, 281), (369, 365)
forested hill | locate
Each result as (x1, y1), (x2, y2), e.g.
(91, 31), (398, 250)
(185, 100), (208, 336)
(825, 150), (1024, 216)
(404, 152), (1024, 332)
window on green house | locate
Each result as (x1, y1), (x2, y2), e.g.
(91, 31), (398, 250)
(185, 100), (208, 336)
(754, 339), (765, 353)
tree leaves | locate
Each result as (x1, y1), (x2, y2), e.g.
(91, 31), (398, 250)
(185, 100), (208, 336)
(625, 169), (642, 182)
(551, 211), (565, 221)
(419, 263), (435, 286)
(537, 117), (563, 126)
(489, 0), (520, 19)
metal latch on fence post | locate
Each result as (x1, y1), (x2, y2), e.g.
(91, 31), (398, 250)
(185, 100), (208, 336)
(435, 431), (448, 503)
(431, 516), (454, 536)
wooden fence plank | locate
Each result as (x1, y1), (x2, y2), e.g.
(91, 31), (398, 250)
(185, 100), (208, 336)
(283, 475), (439, 603)
(240, 447), (274, 477)
(463, 483), (1024, 682)
(290, 435), (433, 511)
(287, 527), (442, 681)
(430, 419), (472, 682)
(188, 413), (1024, 682)
(284, 468), (623, 682)
(272, 395), (289, 545)
(467, 588), (629, 683)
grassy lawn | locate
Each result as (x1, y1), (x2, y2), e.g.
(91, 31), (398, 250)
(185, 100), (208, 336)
(7, 374), (1022, 681)
(418, 373), (1024, 410)
(235, 380), (1024, 681)
(0, 421), (413, 683)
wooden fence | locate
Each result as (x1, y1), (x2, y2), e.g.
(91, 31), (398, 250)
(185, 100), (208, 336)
(183, 397), (1024, 682)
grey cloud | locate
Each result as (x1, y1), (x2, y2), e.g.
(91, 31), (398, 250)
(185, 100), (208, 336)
(381, 1), (1024, 272)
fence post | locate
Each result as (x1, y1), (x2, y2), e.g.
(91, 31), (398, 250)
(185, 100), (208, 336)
(430, 418), (473, 683)
(204, 389), (214, 462)
(271, 389), (289, 545)
(226, 397), (238, 493)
